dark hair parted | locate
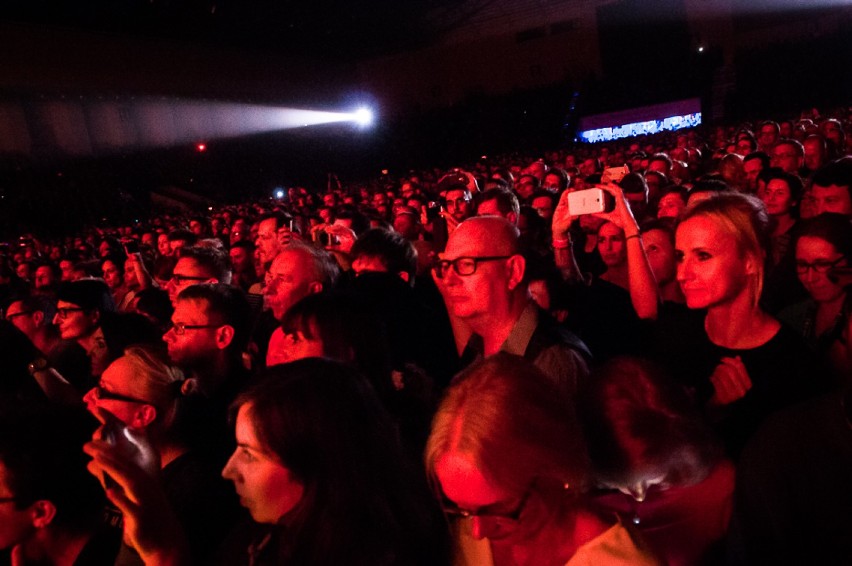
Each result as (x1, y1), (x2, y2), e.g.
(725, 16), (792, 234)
(231, 359), (448, 566)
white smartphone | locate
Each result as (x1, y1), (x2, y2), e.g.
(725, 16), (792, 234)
(567, 188), (616, 215)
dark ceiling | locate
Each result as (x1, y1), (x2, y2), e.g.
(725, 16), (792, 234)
(0, 0), (448, 62)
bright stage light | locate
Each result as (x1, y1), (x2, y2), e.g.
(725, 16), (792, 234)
(353, 107), (374, 127)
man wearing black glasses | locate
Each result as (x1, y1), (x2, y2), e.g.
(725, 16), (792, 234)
(432, 216), (589, 401)
(165, 245), (232, 306)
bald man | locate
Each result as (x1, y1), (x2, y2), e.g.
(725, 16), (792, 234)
(432, 216), (590, 400)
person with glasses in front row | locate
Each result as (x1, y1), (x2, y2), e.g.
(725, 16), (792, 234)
(82, 344), (239, 566)
(778, 213), (852, 384)
(163, 283), (253, 465)
(432, 216), (590, 404)
(0, 406), (120, 566)
(426, 353), (660, 566)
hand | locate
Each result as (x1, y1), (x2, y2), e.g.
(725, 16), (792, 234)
(552, 190), (575, 239)
(323, 224), (357, 254)
(84, 414), (187, 564)
(709, 356), (752, 406)
(441, 211), (461, 236)
(591, 183), (640, 235)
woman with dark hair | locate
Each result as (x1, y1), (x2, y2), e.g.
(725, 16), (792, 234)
(87, 358), (449, 566)
(426, 353), (659, 566)
(580, 357), (734, 566)
(220, 359), (448, 565)
(778, 213), (852, 381)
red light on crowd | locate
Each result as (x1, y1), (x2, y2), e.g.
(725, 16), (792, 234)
(196, 143), (207, 152)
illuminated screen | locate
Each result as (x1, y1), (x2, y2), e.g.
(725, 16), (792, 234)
(577, 98), (701, 143)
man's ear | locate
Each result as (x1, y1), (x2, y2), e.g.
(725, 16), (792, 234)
(308, 282), (323, 295)
(397, 271), (410, 284)
(506, 212), (518, 226)
(32, 311), (45, 327)
(30, 500), (57, 529)
(215, 324), (235, 350)
(131, 404), (158, 429)
(506, 254), (526, 291)
(89, 309), (101, 327)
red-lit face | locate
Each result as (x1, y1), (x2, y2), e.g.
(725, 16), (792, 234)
(597, 222), (626, 268)
(53, 301), (98, 341)
(162, 298), (220, 368)
(445, 189), (472, 223)
(0, 460), (36, 552)
(263, 249), (319, 321)
(222, 404), (304, 524)
(657, 192), (686, 220)
(102, 260), (123, 290)
(644, 229), (676, 286)
(743, 159), (763, 192)
(771, 143), (802, 174)
(796, 236), (847, 304)
(434, 221), (514, 323)
(676, 216), (753, 310)
(810, 184), (852, 217)
(255, 218), (282, 265)
(434, 450), (530, 543)
(759, 178), (796, 217)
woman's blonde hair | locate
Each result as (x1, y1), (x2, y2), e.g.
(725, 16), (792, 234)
(121, 344), (185, 425)
(682, 192), (770, 308)
(425, 353), (589, 501)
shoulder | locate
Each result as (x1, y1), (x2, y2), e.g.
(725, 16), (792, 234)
(567, 520), (661, 566)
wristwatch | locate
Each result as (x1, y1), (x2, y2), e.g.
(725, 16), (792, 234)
(27, 358), (50, 376)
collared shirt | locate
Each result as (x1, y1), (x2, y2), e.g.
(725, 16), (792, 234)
(462, 302), (590, 402)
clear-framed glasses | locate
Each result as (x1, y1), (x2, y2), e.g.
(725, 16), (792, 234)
(432, 256), (512, 279)
(795, 256), (845, 274)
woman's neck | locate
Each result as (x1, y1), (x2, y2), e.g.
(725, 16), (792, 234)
(600, 263), (629, 291)
(771, 214), (796, 238)
(815, 293), (846, 336)
(705, 295), (779, 349)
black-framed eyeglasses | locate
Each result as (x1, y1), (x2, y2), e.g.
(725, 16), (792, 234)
(432, 256), (512, 279)
(91, 384), (151, 406)
(5, 310), (33, 321)
(168, 322), (223, 336)
(170, 273), (210, 285)
(795, 256), (845, 274)
(56, 307), (85, 319)
(439, 481), (535, 526)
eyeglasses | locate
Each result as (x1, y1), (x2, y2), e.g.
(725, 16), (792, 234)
(56, 307), (85, 319)
(168, 322), (222, 336)
(432, 256), (512, 278)
(440, 482), (534, 527)
(170, 273), (210, 285)
(91, 384), (151, 406)
(795, 256), (846, 274)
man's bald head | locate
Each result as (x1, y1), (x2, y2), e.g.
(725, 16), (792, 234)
(451, 216), (521, 257)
